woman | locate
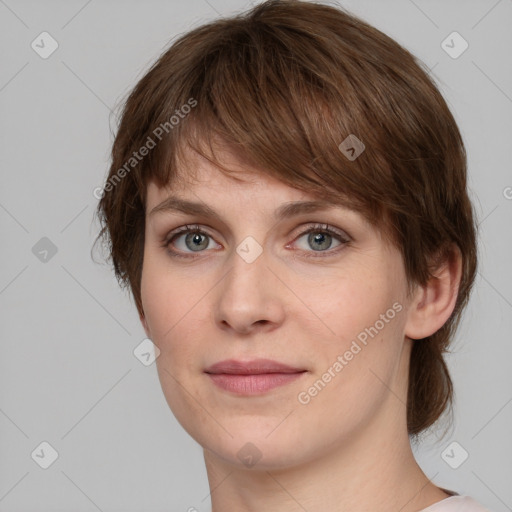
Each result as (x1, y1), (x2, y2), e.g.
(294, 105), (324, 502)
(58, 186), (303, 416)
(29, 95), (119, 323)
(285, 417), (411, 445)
(94, 1), (489, 510)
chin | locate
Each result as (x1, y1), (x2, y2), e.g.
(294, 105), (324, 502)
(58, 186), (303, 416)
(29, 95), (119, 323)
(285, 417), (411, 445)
(204, 436), (312, 471)
(191, 416), (321, 471)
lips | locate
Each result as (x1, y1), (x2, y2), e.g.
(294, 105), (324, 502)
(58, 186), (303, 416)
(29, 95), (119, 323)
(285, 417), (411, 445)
(204, 359), (307, 395)
(204, 358), (305, 375)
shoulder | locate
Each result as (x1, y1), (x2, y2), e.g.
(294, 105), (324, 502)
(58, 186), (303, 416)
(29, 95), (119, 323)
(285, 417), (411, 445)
(420, 496), (492, 512)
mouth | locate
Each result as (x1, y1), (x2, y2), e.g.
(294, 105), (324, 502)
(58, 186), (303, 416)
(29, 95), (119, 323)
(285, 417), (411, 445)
(204, 359), (308, 395)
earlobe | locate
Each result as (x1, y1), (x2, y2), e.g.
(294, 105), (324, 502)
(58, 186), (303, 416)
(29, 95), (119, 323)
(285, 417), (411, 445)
(404, 245), (462, 340)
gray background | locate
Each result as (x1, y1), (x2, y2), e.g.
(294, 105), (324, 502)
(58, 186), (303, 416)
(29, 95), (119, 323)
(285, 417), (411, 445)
(0, 0), (511, 510)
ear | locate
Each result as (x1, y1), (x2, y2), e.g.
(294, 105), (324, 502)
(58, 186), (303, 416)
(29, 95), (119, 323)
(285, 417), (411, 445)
(404, 245), (462, 340)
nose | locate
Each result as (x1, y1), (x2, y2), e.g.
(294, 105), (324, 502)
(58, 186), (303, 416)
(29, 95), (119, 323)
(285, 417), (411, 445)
(212, 242), (286, 335)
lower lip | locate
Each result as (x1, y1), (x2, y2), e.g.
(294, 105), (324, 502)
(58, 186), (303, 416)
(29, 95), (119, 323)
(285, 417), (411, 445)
(206, 372), (306, 395)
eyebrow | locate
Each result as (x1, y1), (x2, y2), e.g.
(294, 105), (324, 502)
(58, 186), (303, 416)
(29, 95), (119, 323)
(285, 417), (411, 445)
(149, 196), (350, 221)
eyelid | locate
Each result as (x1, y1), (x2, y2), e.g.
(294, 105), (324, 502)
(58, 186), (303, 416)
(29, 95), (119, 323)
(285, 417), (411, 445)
(287, 223), (351, 259)
(288, 223), (350, 244)
(162, 223), (218, 248)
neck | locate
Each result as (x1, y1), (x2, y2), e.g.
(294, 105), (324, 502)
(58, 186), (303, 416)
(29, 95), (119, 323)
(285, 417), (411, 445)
(203, 401), (449, 512)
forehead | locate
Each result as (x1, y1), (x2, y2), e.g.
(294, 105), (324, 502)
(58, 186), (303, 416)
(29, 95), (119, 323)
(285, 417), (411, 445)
(146, 155), (361, 221)
(147, 142), (322, 205)
(145, 140), (385, 240)
(147, 168), (314, 206)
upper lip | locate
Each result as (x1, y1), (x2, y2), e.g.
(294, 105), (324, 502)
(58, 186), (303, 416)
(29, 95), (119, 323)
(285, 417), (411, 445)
(204, 359), (306, 375)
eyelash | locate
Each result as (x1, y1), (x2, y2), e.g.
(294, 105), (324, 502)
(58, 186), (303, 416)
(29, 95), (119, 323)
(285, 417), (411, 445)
(161, 223), (351, 259)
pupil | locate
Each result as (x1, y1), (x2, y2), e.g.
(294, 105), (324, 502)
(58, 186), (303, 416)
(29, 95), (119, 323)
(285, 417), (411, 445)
(310, 232), (331, 251)
(186, 232), (208, 251)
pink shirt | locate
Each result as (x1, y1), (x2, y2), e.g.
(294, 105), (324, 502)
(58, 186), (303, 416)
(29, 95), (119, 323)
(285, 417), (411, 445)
(419, 495), (491, 511)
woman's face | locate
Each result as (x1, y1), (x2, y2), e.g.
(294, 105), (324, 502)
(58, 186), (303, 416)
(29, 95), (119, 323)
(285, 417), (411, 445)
(140, 145), (416, 470)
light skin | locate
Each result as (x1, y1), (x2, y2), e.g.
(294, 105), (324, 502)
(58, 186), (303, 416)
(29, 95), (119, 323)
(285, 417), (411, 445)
(139, 142), (462, 512)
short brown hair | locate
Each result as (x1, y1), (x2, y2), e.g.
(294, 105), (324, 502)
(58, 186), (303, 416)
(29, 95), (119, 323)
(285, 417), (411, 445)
(93, 0), (478, 436)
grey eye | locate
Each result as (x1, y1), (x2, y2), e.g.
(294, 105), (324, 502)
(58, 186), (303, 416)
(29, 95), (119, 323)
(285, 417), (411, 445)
(172, 231), (214, 252)
(294, 231), (342, 252)
(307, 232), (334, 251)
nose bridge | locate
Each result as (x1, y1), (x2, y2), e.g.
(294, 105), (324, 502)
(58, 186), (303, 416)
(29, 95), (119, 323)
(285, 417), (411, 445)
(224, 236), (270, 303)
(213, 236), (283, 332)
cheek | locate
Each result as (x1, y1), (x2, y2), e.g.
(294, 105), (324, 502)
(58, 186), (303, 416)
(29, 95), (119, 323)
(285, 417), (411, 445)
(295, 313), (407, 435)
(140, 259), (213, 375)
(141, 251), (195, 339)
(293, 270), (393, 341)
(141, 265), (209, 423)
(296, 271), (407, 387)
